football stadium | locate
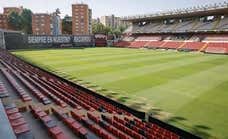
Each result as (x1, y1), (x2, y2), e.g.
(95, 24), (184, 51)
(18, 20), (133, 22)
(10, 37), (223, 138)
(0, 1), (228, 139)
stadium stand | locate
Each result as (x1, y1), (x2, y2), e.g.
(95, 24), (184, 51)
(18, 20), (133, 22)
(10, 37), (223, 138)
(114, 2), (228, 54)
(179, 42), (207, 51)
(216, 16), (228, 30)
(1, 2), (228, 139)
(202, 34), (228, 42)
(0, 48), (201, 138)
(205, 42), (228, 54)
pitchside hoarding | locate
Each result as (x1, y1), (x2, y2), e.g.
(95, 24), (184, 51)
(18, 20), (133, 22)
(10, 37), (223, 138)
(72, 35), (94, 46)
(27, 35), (94, 47)
(28, 35), (71, 44)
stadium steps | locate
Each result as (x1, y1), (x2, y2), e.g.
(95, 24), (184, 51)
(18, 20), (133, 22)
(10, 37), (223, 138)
(198, 43), (209, 52)
(171, 22), (180, 31)
(156, 23), (165, 32)
(144, 41), (151, 47)
(159, 41), (168, 48)
(212, 18), (221, 30)
(177, 42), (187, 49)
(190, 19), (199, 30)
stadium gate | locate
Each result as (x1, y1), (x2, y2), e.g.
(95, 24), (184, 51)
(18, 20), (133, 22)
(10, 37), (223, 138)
(94, 34), (107, 46)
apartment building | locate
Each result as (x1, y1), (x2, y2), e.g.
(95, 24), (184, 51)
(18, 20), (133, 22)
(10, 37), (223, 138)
(100, 15), (130, 29)
(0, 6), (23, 30)
(0, 14), (8, 29)
(32, 12), (62, 35)
(100, 15), (121, 29)
(32, 13), (52, 35)
(72, 3), (92, 35)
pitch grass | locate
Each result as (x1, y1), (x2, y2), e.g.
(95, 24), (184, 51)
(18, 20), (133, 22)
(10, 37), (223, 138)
(12, 48), (228, 139)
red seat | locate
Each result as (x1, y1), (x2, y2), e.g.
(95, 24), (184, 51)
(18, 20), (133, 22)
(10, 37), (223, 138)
(41, 115), (52, 123)
(112, 128), (119, 137)
(9, 113), (23, 121)
(63, 117), (75, 128)
(14, 124), (30, 135)
(71, 122), (81, 134)
(118, 132), (130, 139)
(30, 106), (42, 114)
(36, 111), (47, 119)
(79, 128), (87, 137)
(55, 133), (69, 139)
(6, 108), (19, 115)
(22, 96), (32, 102)
(11, 118), (26, 128)
(71, 111), (84, 121)
(49, 126), (63, 138)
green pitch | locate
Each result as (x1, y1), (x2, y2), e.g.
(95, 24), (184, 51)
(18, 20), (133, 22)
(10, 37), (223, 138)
(12, 47), (228, 139)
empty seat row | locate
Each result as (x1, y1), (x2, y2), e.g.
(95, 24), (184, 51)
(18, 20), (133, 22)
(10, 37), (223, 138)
(128, 41), (148, 48)
(29, 105), (69, 139)
(161, 42), (184, 49)
(22, 74), (67, 108)
(0, 50), (184, 139)
(4, 103), (33, 138)
(124, 117), (179, 139)
(114, 41), (131, 47)
(52, 108), (89, 139)
(87, 111), (130, 139)
(180, 42), (206, 51)
(114, 39), (228, 54)
(7, 56), (128, 115)
(12, 71), (52, 105)
(1, 51), (131, 115)
(113, 116), (145, 136)
(205, 43), (228, 54)
(31, 75), (68, 108)
(0, 81), (9, 98)
(145, 41), (165, 48)
(1, 68), (32, 102)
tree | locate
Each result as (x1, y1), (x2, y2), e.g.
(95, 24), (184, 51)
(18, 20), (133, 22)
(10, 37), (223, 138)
(7, 8), (32, 34)
(118, 25), (127, 33)
(92, 23), (106, 34)
(20, 9), (32, 34)
(92, 23), (128, 36)
(8, 12), (22, 30)
(112, 28), (121, 37)
(62, 15), (72, 35)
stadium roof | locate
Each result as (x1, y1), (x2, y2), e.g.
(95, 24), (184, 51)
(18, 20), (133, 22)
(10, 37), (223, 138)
(122, 2), (228, 22)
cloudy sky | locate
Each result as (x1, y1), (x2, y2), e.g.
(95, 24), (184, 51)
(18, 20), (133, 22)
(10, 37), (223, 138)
(0, 0), (226, 18)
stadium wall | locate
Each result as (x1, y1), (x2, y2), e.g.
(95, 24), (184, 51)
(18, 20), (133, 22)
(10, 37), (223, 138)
(2, 32), (97, 50)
